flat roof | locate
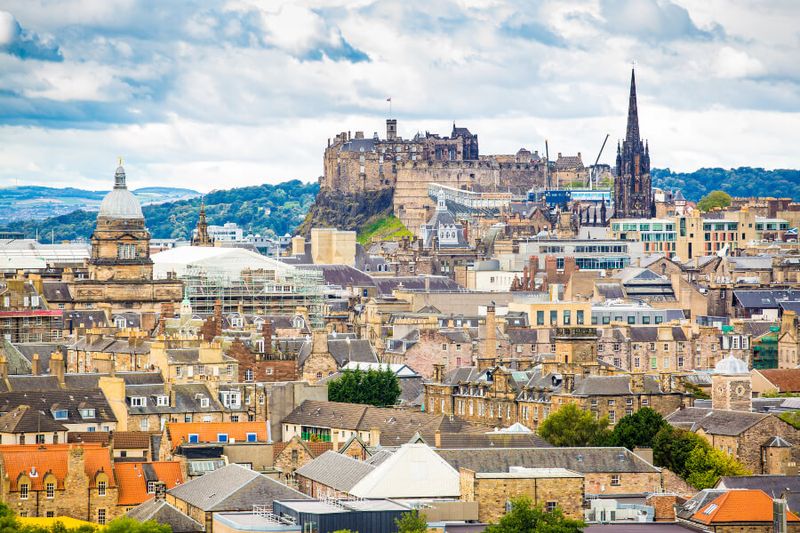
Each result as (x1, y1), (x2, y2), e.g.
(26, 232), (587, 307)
(213, 512), (300, 531)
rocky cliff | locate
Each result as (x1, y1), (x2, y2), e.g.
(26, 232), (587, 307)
(296, 187), (395, 237)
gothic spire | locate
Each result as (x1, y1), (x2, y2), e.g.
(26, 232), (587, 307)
(625, 68), (640, 143)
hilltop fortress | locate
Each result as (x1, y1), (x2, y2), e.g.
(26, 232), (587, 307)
(321, 120), (556, 233)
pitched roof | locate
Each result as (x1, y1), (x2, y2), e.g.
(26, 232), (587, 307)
(0, 389), (116, 424)
(126, 499), (204, 532)
(113, 431), (154, 449)
(295, 451), (376, 492)
(168, 464), (307, 511)
(756, 369), (800, 393)
(436, 432), (551, 449)
(0, 443), (114, 490)
(692, 489), (800, 524)
(0, 405), (67, 433)
(167, 421), (268, 448)
(116, 462), (184, 506)
(436, 447), (660, 475)
(665, 407), (770, 436)
(717, 475), (800, 501)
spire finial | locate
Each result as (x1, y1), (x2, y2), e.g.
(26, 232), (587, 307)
(625, 65), (640, 143)
(118, 156), (124, 167)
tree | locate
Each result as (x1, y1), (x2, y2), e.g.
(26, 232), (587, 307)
(328, 367), (401, 407)
(685, 445), (750, 489)
(653, 426), (709, 479)
(483, 497), (584, 533)
(538, 403), (610, 447)
(605, 407), (668, 450)
(697, 190), (732, 212)
(395, 510), (427, 533)
(0, 503), (20, 533)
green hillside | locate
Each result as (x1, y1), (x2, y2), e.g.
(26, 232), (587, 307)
(652, 167), (800, 201)
(3, 180), (319, 242)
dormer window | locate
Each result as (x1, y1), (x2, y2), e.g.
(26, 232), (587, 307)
(79, 408), (96, 419)
(53, 409), (69, 420)
(156, 395), (169, 407)
(200, 397), (210, 408)
(131, 397), (146, 407)
(217, 433), (228, 443)
(146, 481), (156, 494)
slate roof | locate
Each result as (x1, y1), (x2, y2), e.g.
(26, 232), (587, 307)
(506, 329), (539, 344)
(127, 499), (204, 532)
(168, 464), (308, 511)
(734, 289), (800, 309)
(72, 336), (150, 355)
(628, 327), (687, 342)
(676, 489), (727, 520)
(596, 283), (625, 299)
(295, 450), (376, 492)
(12, 343), (64, 373)
(41, 282), (73, 303)
(0, 405), (67, 433)
(436, 432), (551, 449)
(436, 447), (660, 474)
(665, 407), (770, 436)
(0, 389), (116, 425)
(297, 264), (375, 287)
(62, 310), (108, 328)
(373, 276), (465, 296)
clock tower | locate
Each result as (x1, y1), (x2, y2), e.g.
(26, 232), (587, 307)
(613, 69), (654, 219)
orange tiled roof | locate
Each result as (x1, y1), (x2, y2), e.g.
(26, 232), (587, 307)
(758, 369), (800, 393)
(0, 443), (115, 491)
(115, 461), (184, 506)
(693, 489), (800, 524)
(167, 421), (268, 448)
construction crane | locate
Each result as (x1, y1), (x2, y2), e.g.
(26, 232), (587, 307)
(589, 134), (610, 190)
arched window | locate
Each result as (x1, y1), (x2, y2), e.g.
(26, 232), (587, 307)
(114, 316), (127, 329)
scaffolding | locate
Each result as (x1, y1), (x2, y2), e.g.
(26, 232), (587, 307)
(181, 265), (325, 328)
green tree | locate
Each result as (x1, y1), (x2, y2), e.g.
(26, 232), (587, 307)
(685, 445), (750, 489)
(395, 510), (427, 533)
(328, 367), (401, 407)
(652, 426), (708, 479)
(605, 407), (668, 450)
(0, 503), (20, 533)
(483, 496), (584, 533)
(696, 190), (732, 212)
(538, 403), (610, 447)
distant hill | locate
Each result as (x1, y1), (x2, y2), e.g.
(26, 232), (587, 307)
(652, 168), (800, 201)
(2, 180), (319, 242)
(0, 185), (200, 222)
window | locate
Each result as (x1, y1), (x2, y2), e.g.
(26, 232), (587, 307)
(245, 368), (254, 381)
(608, 399), (615, 406)
(140, 418), (149, 431)
(266, 367), (274, 375)
(97, 508), (106, 525)
(609, 411), (616, 423)
(156, 395), (169, 407)
(577, 310), (584, 325)
(46, 512), (54, 518)
(642, 316), (651, 324)
(98, 480), (107, 496)
(53, 409), (68, 420)
(642, 397), (649, 406)
(246, 433), (257, 443)
(546, 501), (558, 513)
(550, 310), (557, 325)
(20, 483), (29, 500)
(36, 434), (45, 444)
(536, 311), (545, 326)
(46, 482), (55, 499)
(456, 344), (462, 351)
(131, 397), (146, 407)
(611, 475), (621, 486)
(217, 433), (228, 443)
(200, 397), (210, 408)
(188, 433), (199, 444)
(231, 415), (239, 422)
(442, 343), (448, 351)
(176, 366), (182, 378)
(563, 310), (571, 325)
(627, 315), (636, 325)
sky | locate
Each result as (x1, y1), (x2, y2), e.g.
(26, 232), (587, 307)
(0, 0), (797, 192)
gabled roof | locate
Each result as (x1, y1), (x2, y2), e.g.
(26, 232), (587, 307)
(0, 405), (67, 433)
(295, 450), (376, 492)
(0, 443), (115, 490)
(665, 407), (770, 436)
(126, 499), (204, 532)
(756, 369), (800, 393)
(717, 475), (800, 501)
(692, 489), (800, 524)
(350, 443), (460, 499)
(116, 462), (184, 506)
(168, 464), (308, 511)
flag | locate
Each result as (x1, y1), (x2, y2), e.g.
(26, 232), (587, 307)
(386, 97), (391, 102)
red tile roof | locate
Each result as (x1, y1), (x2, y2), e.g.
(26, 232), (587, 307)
(115, 461), (184, 506)
(758, 369), (800, 393)
(0, 443), (115, 491)
(693, 489), (800, 524)
(166, 421), (268, 448)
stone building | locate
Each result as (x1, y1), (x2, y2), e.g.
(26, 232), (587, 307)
(272, 436), (332, 485)
(0, 443), (119, 524)
(0, 277), (63, 343)
(459, 467), (584, 523)
(58, 163), (183, 331)
(190, 201), (213, 247)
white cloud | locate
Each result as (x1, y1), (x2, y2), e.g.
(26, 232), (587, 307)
(0, 11), (17, 45)
(713, 46), (765, 79)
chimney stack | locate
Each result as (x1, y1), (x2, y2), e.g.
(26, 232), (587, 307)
(0, 355), (7, 381)
(434, 430), (442, 449)
(433, 363), (445, 383)
(564, 373), (575, 393)
(51, 351), (65, 387)
(369, 427), (381, 446)
(262, 320), (273, 356)
(214, 299), (223, 337)
(485, 303), (497, 361)
(31, 353), (40, 376)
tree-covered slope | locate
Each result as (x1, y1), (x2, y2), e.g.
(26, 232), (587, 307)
(3, 180), (319, 242)
(652, 167), (800, 201)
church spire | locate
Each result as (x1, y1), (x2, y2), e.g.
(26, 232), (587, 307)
(625, 68), (639, 143)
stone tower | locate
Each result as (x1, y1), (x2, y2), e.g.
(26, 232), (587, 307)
(711, 353), (752, 411)
(613, 69), (654, 219)
(89, 163), (153, 282)
(191, 200), (213, 246)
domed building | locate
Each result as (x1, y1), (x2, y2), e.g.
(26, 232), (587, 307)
(68, 162), (183, 331)
(711, 353), (752, 411)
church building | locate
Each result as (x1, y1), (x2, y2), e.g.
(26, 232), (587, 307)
(613, 69), (654, 218)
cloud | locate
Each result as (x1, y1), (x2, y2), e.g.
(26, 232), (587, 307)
(598, 0), (720, 41)
(713, 46), (765, 79)
(0, 10), (62, 61)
